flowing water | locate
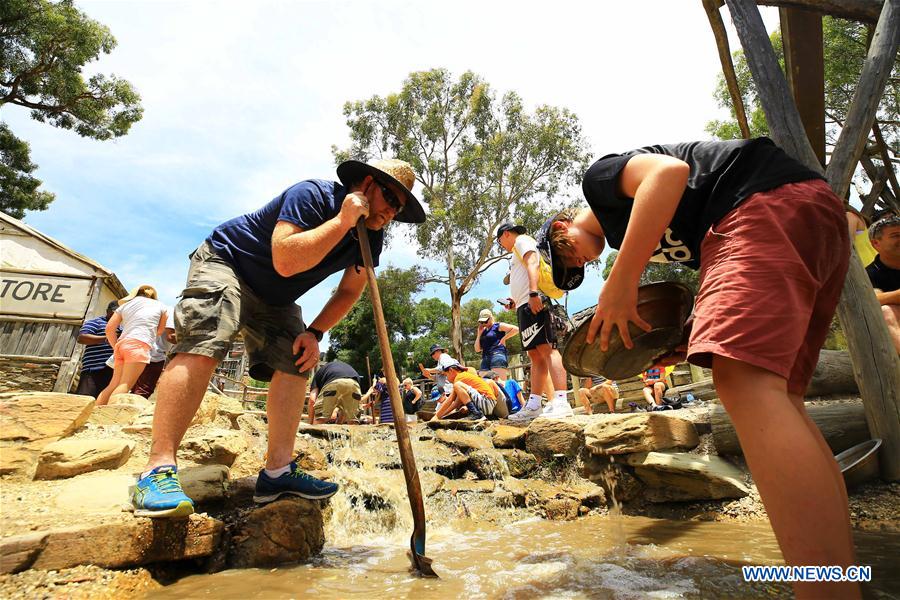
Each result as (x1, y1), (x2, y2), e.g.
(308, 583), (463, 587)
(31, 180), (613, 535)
(156, 426), (900, 599)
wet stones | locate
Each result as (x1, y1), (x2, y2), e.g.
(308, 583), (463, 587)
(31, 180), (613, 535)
(227, 498), (325, 568)
(498, 449), (538, 479)
(34, 438), (134, 480)
(583, 413), (699, 456)
(180, 464), (230, 506)
(434, 429), (493, 452)
(467, 449), (509, 480)
(491, 424), (527, 449)
(181, 429), (248, 467)
(625, 452), (750, 502)
(525, 418), (584, 460)
(580, 456), (643, 503)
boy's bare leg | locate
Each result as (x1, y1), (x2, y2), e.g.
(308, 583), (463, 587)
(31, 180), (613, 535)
(642, 387), (655, 407)
(548, 348), (567, 391)
(265, 370), (307, 469)
(146, 353), (218, 469)
(653, 382), (665, 405)
(527, 346), (550, 398)
(713, 356), (859, 600)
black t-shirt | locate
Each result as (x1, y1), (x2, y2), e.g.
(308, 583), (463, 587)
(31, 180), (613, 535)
(581, 137), (823, 269)
(402, 388), (420, 414)
(311, 361), (360, 391)
(866, 255), (900, 292)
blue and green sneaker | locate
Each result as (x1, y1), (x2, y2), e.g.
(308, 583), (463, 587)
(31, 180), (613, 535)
(132, 465), (195, 518)
(253, 461), (339, 503)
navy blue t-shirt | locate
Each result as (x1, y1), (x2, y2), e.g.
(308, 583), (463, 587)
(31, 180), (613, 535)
(206, 180), (383, 306)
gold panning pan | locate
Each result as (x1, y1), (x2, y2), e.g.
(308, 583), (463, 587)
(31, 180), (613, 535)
(562, 281), (694, 380)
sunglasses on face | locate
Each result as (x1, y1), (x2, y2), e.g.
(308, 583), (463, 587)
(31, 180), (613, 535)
(377, 182), (404, 215)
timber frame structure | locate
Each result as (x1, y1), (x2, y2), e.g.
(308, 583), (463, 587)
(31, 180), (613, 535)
(702, 0), (900, 480)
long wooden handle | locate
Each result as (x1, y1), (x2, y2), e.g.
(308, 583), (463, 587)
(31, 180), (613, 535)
(355, 220), (430, 555)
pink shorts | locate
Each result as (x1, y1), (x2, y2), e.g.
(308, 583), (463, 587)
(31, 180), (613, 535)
(687, 179), (849, 395)
(113, 338), (152, 365)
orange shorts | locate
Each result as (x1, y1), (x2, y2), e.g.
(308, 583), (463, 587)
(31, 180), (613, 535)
(113, 338), (152, 365)
(687, 179), (849, 395)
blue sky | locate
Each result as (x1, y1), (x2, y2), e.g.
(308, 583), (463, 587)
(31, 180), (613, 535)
(4, 0), (779, 343)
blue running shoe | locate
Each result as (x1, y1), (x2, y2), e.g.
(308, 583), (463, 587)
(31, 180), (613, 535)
(253, 461), (339, 503)
(132, 465), (195, 518)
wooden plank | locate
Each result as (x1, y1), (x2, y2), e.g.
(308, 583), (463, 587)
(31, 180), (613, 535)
(780, 7), (826, 165)
(825, 0), (900, 198)
(756, 0), (882, 24)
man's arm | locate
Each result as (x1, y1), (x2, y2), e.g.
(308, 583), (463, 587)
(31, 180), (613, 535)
(586, 154), (690, 349)
(875, 289), (900, 305)
(292, 266), (368, 372)
(78, 328), (107, 346)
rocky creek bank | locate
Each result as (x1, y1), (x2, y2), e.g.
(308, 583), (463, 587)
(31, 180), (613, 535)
(1, 390), (897, 598)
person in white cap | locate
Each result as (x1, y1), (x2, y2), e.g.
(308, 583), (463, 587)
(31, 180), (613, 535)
(132, 158), (426, 519)
(473, 308), (518, 379)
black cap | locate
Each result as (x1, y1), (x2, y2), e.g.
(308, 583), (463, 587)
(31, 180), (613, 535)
(496, 221), (527, 240)
(536, 213), (585, 291)
(429, 343), (446, 355)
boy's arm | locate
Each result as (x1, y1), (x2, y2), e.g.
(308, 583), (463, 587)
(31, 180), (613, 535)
(586, 154), (690, 350)
(522, 250), (543, 314)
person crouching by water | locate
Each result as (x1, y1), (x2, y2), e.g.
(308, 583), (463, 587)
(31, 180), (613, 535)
(430, 361), (496, 422)
(307, 360), (362, 424)
(474, 309), (518, 379)
(96, 285), (167, 406)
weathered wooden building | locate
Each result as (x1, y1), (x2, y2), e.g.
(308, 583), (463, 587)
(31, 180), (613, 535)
(0, 212), (127, 393)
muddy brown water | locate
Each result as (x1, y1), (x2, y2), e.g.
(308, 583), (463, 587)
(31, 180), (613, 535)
(157, 427), (899, 599)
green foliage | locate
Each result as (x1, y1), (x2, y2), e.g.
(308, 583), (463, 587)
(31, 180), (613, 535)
(1, 0), (143, 218)
(334, 68), (590, 358)
(0, 122), (53, 218)
(602, 250), (700, 294)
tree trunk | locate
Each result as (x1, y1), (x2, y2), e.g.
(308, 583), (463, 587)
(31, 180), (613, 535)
(449, 292), (464, 365)
(806, 350), (859, 397)
(711, 401), (870, 455)
(726, 0), (900, 481)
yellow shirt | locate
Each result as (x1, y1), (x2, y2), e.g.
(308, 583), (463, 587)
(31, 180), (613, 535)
(853, 229), (877, 267)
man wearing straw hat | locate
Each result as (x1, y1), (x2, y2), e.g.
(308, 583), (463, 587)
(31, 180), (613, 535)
(132, 159), (425, 518)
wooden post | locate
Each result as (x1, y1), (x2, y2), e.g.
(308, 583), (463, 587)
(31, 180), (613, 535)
(780, 7), (826, 165)
(725, 0), (900, 480)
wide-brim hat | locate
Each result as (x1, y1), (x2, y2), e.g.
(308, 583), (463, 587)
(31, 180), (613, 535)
(336, 158), (426, 224)
(536, 214), (584, 291)
(119, 284), (158, 305)
(429, 343), (446, 355)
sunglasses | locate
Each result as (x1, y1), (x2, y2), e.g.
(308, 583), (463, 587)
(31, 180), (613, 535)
(377, 182), (404, 215)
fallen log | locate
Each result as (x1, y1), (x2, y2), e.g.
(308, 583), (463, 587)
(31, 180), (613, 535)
(711, 400), (870, 455)
(805, 350), (859, 397)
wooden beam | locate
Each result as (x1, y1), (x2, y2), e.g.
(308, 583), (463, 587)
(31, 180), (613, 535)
(780, 7), (826, 165)
(825, 0), (900, 198)
(860, 154), (900, 213)
(726, 0), (900, 481)
(724, 0), (824, 169)
(703, 0), (752, 138)
(872, 121), (900, 201)
(757, 0), (883, 24)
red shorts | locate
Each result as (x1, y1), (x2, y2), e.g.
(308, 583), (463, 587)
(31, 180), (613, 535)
(113, 338), (152, 365)
(687, 179), (849, 395)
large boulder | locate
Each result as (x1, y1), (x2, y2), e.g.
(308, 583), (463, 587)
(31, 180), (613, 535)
(525, 418), (584, 460)
(625, 452), (750, 502)
(181, 429), (248, 466)
(0, 392), (95, 477)
(583, 413), (699, 456)
(87, 404), (143, 427)
(180, 464), (230, 505)
(491, 424), (527, 449)
(227, 498), (324, 568)
(0, 514), (223, 574)
(34, 438), (134, 480)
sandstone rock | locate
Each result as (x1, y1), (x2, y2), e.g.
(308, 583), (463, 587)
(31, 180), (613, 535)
(52, 472), (134, 514)
(499, 477), (605, 519)
(294, 436), (328, 471)
(0, 514), (223, 574)
(180, 464), (229, 505)
(498, 449), (538, 479)
(216, 394), (244, 416)
(0, 392), (95, 477)
(228, 498), (325, 568)
(108, 393), (152, 410)
(491, 424), (527, 449)
(626, 452), (750, 502)
(579, 455), (643, 503)
(189, 392), (222, 427)
(434, 429), (493, 452)
(446, 479), (495, 493)
(425, 419), (488, 432)
(236, 413), (267, 437)
(583, 413), (699, 456)
(297, 422), (351, 440)
(181, 429), (248, 466)
(412, 439), (468, 478)
(525, 418), (584, 459)
(467, 449), (509, 480)
(87, 404), (143, 427)
(34, 438), (134, 480)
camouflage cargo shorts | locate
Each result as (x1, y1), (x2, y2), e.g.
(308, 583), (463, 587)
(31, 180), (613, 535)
(172, 241), (308, 380)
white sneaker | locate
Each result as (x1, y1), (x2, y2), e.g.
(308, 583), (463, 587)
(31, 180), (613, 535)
(508, 406), (542, 421)
(543, 400), (575, 419)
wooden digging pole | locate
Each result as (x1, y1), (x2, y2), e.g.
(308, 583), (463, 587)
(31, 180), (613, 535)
(722, 0), (900, 480)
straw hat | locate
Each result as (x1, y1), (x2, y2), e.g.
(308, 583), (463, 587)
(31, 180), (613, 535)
(336, 158), (425, 224)
(119, 284), (158, 305)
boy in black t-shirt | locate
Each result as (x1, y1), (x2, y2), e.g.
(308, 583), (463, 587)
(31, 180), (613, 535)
(538, 138), (858, 598)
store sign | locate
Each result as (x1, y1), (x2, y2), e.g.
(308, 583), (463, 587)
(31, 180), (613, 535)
(0, 272), (93, 319)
